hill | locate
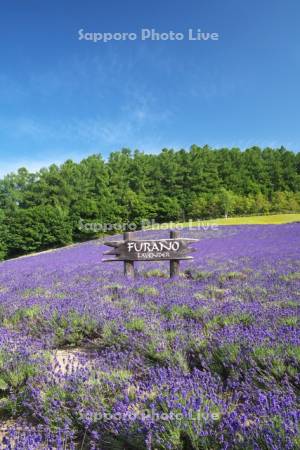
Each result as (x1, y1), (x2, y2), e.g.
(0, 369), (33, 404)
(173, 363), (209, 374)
(0, 224), (299, 448)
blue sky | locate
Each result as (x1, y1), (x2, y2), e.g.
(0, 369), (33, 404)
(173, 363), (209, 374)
(0, 0), (299, 176)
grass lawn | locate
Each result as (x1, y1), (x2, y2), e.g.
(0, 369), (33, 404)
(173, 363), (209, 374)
(151, 213), (300, 228)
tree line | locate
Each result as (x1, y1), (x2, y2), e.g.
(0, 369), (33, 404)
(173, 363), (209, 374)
(1, 145), (300, 260)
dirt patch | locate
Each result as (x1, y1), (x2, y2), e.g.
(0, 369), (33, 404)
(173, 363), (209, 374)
(0, 419), (17, 447)
(51, 347), (98, 375)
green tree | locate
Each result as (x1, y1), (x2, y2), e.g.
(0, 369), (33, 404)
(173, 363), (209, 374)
(5, 205), (72, 257)
(0, 209), (8, 260)
(0, 145), (300, 259)
(218, 188), (236, 218)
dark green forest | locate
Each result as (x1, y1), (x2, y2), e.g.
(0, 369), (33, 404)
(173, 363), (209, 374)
(1, 145), (300, 260)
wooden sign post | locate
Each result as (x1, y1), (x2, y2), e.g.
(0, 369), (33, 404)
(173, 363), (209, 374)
(103, 231), (198, 278)
(123, 231), (135, 277)
(169, 230), (180, 278)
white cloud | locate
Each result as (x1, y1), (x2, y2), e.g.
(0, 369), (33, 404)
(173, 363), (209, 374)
(0, 81), (172, 149)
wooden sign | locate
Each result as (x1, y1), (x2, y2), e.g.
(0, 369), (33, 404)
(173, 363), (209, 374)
(103, 231), (198, 278)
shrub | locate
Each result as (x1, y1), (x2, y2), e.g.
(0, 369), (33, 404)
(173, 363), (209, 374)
(278, 316), (298, 327)
(0, 350), (40, 418)
(280, 272), (300, 282)
(51, 310), (99, 347)
(184, 269), (213, 281)
(142, 269), (168, 278)
(204, 286), (227, 300)
(125, 318), (145, 332)
(167, 305), (210, 322)
(4, 305), (42, 329)
(209, 343), (241, 380)
(99, 321), (129, 349)
(219, 271), (246, 286)
(136, 286), (159, 296)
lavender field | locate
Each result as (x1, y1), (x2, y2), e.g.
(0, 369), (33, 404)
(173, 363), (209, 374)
(0, 224), (299, 449)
